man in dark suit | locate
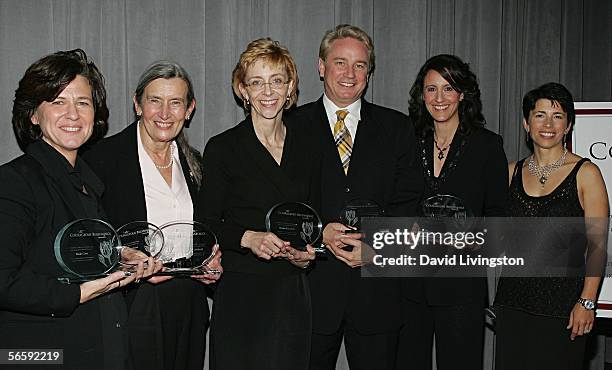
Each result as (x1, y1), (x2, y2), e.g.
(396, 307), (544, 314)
(291, 24), (422, 370)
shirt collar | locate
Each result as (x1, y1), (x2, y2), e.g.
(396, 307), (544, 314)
(322, 94), (361, 125)
(26, 140), (104, 197)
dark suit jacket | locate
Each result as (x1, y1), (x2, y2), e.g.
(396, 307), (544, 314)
(407, 127), (508, 305)
(0, 140), (128, 370)
(83, 122), (208, 370)
(290, 97), (422, 334)
(196, 115), (321, 276)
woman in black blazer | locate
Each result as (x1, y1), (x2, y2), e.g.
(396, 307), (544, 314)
(84, 61), (221, 370)
(0, 50), (156, 370)
(198, 38), (318, 370)
(397, 54), (508, 370)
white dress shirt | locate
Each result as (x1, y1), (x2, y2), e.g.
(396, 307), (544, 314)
(137, 123), (193, 261)
(322, 93), (361, 140)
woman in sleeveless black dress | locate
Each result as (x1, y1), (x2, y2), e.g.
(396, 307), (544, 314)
(494, 83), (608, 369)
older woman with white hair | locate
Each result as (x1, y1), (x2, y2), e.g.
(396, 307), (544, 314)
(85, 60), (222, 370)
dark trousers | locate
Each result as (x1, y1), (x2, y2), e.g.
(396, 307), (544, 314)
(310, 323), (398, 370)
(495, 306), (586, 370)
(210, 272), (311, 370)
(127, 279), (207, 370)
(396, 300), (484, 370)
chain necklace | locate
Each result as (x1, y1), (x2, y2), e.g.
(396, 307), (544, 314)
(154, 145), (174, 169)
(527, 148), (568, 187)
(433, 138), (450, 160)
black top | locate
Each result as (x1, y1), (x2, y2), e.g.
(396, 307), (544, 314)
(405, 127), (508, 305)
(196, 116), (321, 276)
(0, 140), (128, 370)
(495, 158), (589, 318)
(419, 127), (508, 217)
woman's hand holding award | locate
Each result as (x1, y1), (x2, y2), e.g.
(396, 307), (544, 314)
(265, 202), (324, 254)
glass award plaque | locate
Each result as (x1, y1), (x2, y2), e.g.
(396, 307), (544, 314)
(156, 221), (220, 276)
(116, 221), (164, 257)
(116, 221), (164, 270)
(422, 194), (474, 231)
(422, 194), (473, 219)
(265, 202), (324, 253)
(54, 218), (121, 283)
(340, 198), (383, 232)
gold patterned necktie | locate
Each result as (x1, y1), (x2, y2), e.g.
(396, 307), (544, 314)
(333, 109), (352, 174)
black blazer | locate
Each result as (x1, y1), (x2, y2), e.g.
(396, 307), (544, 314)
(196, 116), (321, 276)
(83, 122), (208, 370)
(0, 141), (128, 370)
(407, 127), (508, 305)
(290, 97), (422, 334)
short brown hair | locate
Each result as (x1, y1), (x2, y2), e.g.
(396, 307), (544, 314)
(12, 49), (109, 151)
(232, 38), (299, 110)
(319, 24), (375, 73)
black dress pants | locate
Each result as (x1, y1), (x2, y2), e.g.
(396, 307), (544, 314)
(396, 299), (484, 370)
(127, 279), (208, 370)
(310, 323), (398, 370)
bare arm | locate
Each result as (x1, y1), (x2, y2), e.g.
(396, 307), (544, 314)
(568, 161), (609, 339)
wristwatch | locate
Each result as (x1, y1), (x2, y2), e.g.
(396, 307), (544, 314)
(577, 298), (596, 310)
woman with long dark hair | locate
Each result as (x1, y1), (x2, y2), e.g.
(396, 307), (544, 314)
(397, 54), (508, 370)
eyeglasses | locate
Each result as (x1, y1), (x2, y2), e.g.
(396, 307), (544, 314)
(243, 77), (290, 91)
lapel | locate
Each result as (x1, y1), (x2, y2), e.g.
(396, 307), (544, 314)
(177, 142), (198, 200)
(116, 122), (148, 221)
(236, 116), (294, 199)
(347, 99), (383, 177)
(26, 141), (89, 220)
(116, 122), (197, 217)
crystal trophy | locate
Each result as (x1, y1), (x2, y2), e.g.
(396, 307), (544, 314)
(54, 218), (122, 283)
(155, 220), (220, 276)
(266, 202), (324, 253)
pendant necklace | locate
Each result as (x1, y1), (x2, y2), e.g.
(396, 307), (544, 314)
(434, 137), (450, 160)
(527, 148), (568, 187)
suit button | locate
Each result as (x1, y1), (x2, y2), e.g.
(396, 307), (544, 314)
(345, 187), (350, 193)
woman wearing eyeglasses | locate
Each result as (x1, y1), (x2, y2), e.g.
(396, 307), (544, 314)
(197, 38), (319, 370)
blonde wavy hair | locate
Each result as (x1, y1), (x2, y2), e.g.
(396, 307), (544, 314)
(232, 38), (299, 110)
